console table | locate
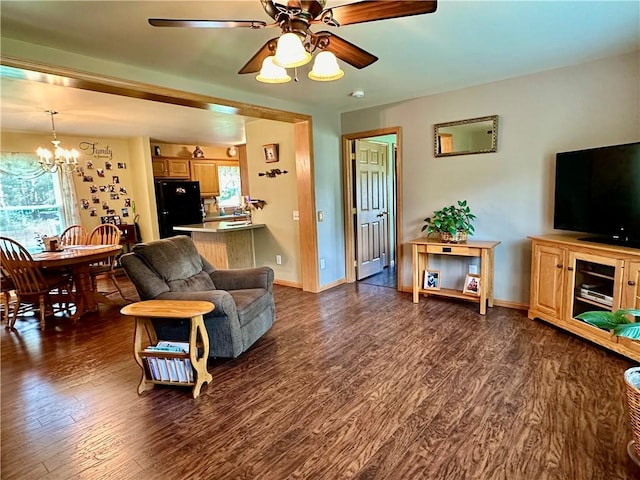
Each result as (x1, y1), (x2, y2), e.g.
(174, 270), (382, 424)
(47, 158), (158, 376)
(409, 238), (500, 314)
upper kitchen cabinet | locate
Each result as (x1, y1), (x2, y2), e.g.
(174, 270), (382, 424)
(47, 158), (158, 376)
(190, 160), (219, 197)
(152, 157), (190, 178)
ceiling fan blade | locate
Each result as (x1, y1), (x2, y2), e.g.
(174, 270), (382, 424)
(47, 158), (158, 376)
(148, 19), (268, 29)
(319, 32), (378, 69)
(316, 1), (437, 27)
(238, 38), (279, 74)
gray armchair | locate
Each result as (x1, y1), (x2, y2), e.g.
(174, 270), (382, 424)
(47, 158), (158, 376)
(120, 235), (275, 358)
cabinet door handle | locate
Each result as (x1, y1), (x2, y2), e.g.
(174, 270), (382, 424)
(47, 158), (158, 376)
(556, 264), (563, 268)
(567, 266), (574, 271)
(629, 280), (637, 286)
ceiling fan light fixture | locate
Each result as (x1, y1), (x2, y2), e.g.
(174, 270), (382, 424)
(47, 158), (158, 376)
(274, 32), (311, 68)
(256, 56), (292, 83)
(308, 51), (344, 82)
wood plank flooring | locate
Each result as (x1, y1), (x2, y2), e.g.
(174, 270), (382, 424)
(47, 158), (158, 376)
(1, 278), (638, 479)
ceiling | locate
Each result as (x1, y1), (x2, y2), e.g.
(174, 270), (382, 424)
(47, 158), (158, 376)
(1, 1), (639, 145)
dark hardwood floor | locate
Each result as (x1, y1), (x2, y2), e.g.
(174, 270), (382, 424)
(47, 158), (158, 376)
(359, 265), (397, 289)
(1, 278), (637, 479)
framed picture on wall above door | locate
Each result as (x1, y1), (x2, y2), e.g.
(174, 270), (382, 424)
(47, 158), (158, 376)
(263, 143), (279, 163)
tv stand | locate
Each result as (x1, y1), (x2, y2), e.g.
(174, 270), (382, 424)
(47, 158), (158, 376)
(578, 236), (640, 249)
(528, 234), (640, 361)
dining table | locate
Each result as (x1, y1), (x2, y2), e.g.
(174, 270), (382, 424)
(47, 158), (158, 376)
(30, 244), (123, 322)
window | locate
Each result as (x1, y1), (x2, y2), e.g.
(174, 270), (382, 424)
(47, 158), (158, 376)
(217, 165), (242, 208)
(0, 154), (65, 251)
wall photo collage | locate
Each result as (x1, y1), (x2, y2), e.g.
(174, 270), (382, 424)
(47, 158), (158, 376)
(78, 158), (131, 221)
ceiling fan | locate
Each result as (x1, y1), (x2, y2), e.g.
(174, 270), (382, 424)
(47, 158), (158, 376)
(149, 1), (438, 77)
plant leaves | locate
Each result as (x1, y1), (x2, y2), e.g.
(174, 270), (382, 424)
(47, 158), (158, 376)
(614, 323), (640, 340)
(576, 311), (620, 329)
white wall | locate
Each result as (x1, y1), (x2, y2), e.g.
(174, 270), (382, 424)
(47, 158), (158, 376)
(245, 119), (301, 284)
(342, 52), (640, 305)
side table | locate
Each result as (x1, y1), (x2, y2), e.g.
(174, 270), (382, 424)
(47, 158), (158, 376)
(120, 300), (214, 398)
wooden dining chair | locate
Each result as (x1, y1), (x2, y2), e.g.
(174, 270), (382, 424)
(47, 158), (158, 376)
(88, 224), (125, 299)
(60, 224), (89, 246)
(1, 267), (16, 327)
(0, 237), (73, 330)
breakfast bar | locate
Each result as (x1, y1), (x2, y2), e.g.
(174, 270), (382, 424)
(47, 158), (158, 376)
(173, 222), (266, 269)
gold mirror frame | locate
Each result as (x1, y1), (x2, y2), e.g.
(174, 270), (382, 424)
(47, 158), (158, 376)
(434, 115), (498, 157)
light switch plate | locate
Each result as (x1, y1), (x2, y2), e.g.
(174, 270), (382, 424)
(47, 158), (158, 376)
(293, 210), (299, 221)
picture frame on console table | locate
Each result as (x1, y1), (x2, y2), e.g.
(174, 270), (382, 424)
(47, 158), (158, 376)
(423, 270), (441, 290)
(463, 274), (481, 296)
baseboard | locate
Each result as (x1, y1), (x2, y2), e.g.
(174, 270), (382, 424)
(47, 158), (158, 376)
(274, 279), (302, 289)
(399, 285), (528, 311)
(317, 277), (346, 292)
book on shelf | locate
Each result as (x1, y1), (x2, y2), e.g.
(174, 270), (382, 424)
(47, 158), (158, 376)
(157, 358), (170, 381)
(144, 341), (190, 354)
(144, 357), (161, 381)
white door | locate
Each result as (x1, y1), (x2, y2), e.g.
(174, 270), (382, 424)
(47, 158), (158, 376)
(355, 139), (389, 280)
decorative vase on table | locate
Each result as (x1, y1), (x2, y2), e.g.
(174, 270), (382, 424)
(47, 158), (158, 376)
(440, 231), (468, 243)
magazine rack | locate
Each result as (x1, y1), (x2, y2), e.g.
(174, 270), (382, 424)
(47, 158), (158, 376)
(121, 300), (214, 398)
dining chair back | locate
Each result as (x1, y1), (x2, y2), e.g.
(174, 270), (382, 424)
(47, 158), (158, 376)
(60, 224), (89, 246)
(87, 224), (126, 300)
(88, 224), (121, 246)
(0, 237), (71, 330)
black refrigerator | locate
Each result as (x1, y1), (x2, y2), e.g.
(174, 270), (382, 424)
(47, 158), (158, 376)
(154, 180), (202, 238)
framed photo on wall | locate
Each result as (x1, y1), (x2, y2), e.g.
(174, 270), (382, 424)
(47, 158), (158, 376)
(423, 270), (441, 290)
(263, 143), (279, 163)
(463, 274), (481, 296)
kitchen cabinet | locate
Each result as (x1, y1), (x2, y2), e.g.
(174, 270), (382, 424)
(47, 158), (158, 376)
(153, 157), (241, 200)
(528, 234), (640, 361)
(152, 157), (190, 178)
(190, 160), (219, 197)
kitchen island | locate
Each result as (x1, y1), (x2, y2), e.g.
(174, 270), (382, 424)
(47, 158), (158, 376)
(173, 222), (266, 269)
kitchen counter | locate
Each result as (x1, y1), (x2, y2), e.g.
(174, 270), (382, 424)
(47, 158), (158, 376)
(173, 223), (265, 269)
(202, 213), (249, 222)
(174, 222), (264, 234)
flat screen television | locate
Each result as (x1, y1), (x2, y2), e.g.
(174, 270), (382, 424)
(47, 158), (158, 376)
(553, 141), (640, 248)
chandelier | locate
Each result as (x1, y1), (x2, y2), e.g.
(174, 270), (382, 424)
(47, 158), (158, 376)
(36, 110), (79, 173)
(256, 31), (344, 84)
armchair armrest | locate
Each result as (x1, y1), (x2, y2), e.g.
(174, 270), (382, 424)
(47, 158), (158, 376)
(211, 267), (274, 293)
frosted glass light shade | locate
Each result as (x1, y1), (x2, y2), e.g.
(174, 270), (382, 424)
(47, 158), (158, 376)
(274, 33), (311, 68)
(256, 56), (291, 84)
(308, 51), (344, 82)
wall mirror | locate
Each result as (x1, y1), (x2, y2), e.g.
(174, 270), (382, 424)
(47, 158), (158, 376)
(434, 115), (498, 157)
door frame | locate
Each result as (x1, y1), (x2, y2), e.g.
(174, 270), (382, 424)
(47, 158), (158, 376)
(342, 127), (402, 289)
(2, 56), (320, 293)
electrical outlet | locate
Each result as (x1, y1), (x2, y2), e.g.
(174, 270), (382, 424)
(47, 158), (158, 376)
(320, 258), (326, 269)
(276, 254), (282, 265)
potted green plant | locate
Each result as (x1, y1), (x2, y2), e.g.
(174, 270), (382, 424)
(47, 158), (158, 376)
(577, 309), (640, 466)
(421, 200), (476, 243)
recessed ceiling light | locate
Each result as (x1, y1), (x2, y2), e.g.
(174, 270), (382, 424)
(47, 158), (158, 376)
(350, 90), (365, 98)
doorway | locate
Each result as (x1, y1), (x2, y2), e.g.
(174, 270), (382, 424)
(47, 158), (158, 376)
(342, 128), (402, 290)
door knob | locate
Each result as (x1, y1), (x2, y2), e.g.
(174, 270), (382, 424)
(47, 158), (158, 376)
(629, 280), (637, 286)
